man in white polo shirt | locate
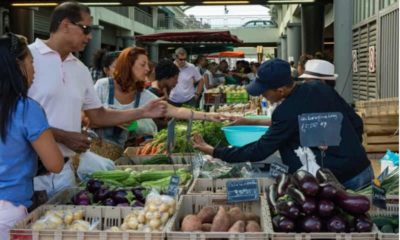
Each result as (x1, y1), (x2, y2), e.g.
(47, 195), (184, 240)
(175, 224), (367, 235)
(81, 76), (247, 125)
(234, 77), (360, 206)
(29, 2), (167, 198)
(169, 48), (204, 107)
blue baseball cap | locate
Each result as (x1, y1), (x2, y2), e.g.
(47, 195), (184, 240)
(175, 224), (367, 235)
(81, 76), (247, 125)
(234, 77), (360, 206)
(246, 58), (291, 96)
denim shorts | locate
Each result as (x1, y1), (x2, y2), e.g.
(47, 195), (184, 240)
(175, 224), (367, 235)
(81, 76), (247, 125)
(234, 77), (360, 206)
(342, 165), (374, 191)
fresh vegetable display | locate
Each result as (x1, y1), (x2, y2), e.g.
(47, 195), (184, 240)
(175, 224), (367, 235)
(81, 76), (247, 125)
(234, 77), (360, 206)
(137, 121), (228, 155)
(268, 169), (373, 233)
(199, 159), (251, 179)
(31, 209), (92, 231)
(372, 215), (399, 233)
(107, 191), (177, 232)
(357, 167), (399, 196)
(180, 205), (262, 233)
(69, 168), (191, 206)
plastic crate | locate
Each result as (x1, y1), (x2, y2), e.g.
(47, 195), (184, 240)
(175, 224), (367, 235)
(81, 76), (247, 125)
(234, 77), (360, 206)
(165, 195), (270, 240)
(9, 205), (167, 240)
(265, 198), (378, 240)
(204, 92), (226, 105)
(370, 201), (399, 240)
(186, 178), (274, 195)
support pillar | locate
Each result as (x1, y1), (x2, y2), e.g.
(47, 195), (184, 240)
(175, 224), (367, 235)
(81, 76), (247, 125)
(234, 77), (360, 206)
(82, 25), (103, 66)
(150, 43), (159, 62)
(152, 7), (158, 29)
(280, 35), (287, 61)
(334, 0), (353, 102)
(121, 35), (134, 48)
(276, 42), (281, 59)
(301, 3), (324, 55)
(286, 23), (301, 64)
(9, 7), (34, 42)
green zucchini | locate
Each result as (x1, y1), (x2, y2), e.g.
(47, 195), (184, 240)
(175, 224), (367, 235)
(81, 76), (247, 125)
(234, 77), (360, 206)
(381, 224), (394, 233)
(142, 155), (170, 165)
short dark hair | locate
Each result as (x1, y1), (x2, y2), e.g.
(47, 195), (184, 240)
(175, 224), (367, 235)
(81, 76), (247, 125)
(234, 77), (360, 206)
(49, 1), (90, 33)
(155, 60), (180, 81)
(101, 51), (120, 69)
(91, 49), (107, 69)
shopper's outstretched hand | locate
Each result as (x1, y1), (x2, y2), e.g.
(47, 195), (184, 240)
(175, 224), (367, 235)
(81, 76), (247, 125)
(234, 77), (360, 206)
(192, 133), (214, 155)
(141, 98), (168, 118)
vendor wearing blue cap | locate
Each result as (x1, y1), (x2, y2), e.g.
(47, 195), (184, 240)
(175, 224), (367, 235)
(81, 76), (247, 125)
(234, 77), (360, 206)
(193, 58), (372, 190)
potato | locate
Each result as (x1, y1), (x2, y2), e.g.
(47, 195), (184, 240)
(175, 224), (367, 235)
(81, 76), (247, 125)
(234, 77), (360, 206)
(201, 223), (212, 232)
(181, 215), (202, 232)
(228, 220), (245, 233)
(197, 206), (216, 224)
(245, 220), (261, 232)
(210, 206), (231, 232)
(244, 212), (260, 223)
(228, 207), (245, 226)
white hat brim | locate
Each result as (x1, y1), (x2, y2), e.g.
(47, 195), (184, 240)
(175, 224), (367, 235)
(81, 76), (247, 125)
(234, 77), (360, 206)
(298, 73), (338, 81)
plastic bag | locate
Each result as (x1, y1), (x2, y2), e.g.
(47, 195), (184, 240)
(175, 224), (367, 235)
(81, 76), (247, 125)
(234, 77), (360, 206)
(294, 147), (320, 176)
(77, 151), (115, 182)
(380, 149), (399, 173)
(199, 157), (254, 179)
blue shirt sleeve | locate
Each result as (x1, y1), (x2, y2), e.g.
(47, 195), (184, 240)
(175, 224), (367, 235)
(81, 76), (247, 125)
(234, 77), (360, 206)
(24, 98), (50, 142)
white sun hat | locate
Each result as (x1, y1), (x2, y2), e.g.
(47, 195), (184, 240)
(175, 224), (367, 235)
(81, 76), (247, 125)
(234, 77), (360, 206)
(299, 59), (338, 80)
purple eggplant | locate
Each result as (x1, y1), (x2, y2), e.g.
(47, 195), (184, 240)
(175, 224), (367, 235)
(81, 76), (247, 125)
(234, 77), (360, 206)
(71, 190), (91, 205)
(287, 186), (316, 215)
(276, 174), (290, 197)
(335, 190), (370, 215)
(102, 197), (116, 206)
(292, 170), (319, 197)
(276, 199), (301, 219)
(355, 215), (373, 232)
(300, 215), (322, 232)
(326, 216), (346, 232)
(131, 200), (144, 208)
(93, 187), (110, 203)
(272, 215), (295, 232)
(319, 183), (338, 199)
(112, 190), (129, 204)
(318, 199), (335, 217)
(316, 168), (344, 189)
(267, 184), (278, 214)
(86, 179), (104, 194)
(132, 187), (145, 203)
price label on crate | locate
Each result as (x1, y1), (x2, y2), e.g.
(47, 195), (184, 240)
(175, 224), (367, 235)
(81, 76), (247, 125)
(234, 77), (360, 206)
(226, 179), (259, 203)
(166, 175), (180, 197)
(377, 167), (389, 183)
(372, 181), (387, 209)
(298, 112), (343, 147)
(269, 162), (289, 178)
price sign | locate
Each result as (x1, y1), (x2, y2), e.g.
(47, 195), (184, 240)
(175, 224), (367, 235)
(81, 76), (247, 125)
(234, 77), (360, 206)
(377, 167), (389, 183)
(270, 162), (289, 178)
(298, 112), (343, 147)
(226, 179), (259, 203)
(166, 175), (180, 197)
(372, 182), (387, 209)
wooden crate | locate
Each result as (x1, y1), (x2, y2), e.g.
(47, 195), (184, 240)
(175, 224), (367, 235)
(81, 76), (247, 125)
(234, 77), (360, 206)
(356, 98), (399, 153)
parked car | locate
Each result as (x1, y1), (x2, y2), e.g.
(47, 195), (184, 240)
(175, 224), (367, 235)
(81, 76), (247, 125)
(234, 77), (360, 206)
(242, 20), (277, 28)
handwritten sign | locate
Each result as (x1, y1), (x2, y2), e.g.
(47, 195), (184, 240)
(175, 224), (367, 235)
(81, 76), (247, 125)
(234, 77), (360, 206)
(352, 49), (358, 73)
(166, 175), (180, 197)
(298, 112), (343, 147)
(226, 179), (259, 203)
(372, 182), (387, 209)
(270, 162), (289, 178)
(368, 46), (376, 73)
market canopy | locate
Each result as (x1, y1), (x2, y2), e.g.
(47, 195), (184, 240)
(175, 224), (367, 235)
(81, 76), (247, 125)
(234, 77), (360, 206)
(134, 31), (243, 44)
(207, 51), (245, 58)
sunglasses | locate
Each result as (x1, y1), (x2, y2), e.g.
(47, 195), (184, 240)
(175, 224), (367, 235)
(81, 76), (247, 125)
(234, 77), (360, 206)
(70, 21), (92, 35)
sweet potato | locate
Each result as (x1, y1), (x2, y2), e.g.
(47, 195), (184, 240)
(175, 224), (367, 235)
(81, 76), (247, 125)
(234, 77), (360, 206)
(201, 223), (212, 232)
(228, 220), (245, 233)
(197, 206), (216, 224)
(244, 212), (260, 223)
(181, 215), (202, 232)
(245, 220), (261, 232)
(228, 207), (246, 226)
(210, 206), (231, 232)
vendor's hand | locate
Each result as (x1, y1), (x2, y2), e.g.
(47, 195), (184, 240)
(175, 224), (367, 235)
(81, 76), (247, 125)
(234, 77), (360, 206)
(206, 112), (226, 122)
(62, 131), (92, 153)
(225, 116), (249, 126)
(192, 133), (214, 155)
(141, 98), (167, 118)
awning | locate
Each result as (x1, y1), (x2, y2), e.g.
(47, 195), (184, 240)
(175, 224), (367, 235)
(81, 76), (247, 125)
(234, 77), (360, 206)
(135, 31), (243, 44)
(207, 51), (245, 58)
